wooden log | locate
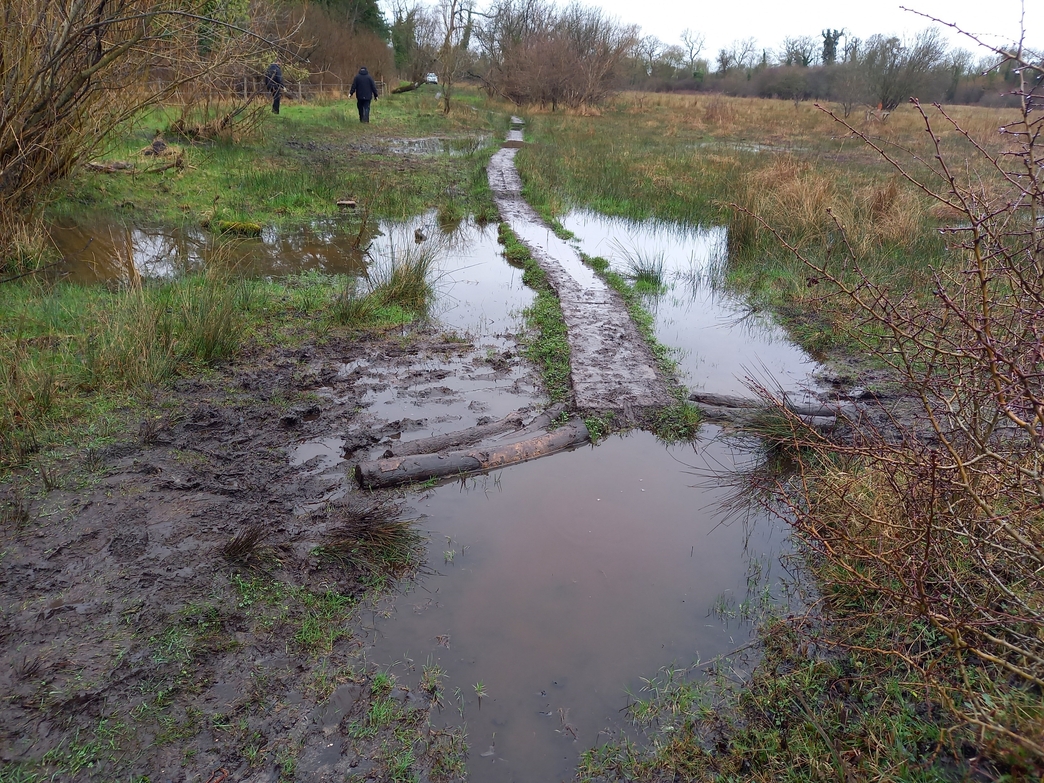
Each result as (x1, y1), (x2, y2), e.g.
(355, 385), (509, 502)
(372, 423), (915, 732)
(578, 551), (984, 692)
(385, 410), (526, 457)
(355, 418), (590, 489)
(689, 391), (857, 419)
(693, 403), (836, 430)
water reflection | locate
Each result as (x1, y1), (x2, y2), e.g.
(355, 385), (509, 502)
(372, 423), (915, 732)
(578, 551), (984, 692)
(49, 218), (375, 283)
(357, 429), (789, 783)
(560, 209), (819, 396)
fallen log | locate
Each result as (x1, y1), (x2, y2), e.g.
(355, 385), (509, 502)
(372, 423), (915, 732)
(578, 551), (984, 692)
(355, 418), (590, 489)
(87, 160), (134, 173)
(383, 410), (526, 458)
(688, 391), (858, 419)
(695, 403), (837, 430)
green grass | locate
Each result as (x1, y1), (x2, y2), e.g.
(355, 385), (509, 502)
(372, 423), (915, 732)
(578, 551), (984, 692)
(498, 223), (572, 402)
(53, 88), (504, 230)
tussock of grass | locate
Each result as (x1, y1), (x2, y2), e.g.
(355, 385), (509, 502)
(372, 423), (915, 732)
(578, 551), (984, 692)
(0, 275), (253, 463)
(313, 499), (424, 583)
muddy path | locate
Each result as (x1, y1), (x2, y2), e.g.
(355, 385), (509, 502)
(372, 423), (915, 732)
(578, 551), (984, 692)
(488, 119), (674, 417)
(0, 318), (546, 780)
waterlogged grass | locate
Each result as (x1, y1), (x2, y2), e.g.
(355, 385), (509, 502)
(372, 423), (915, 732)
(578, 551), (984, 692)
(514, 95), (1012, 353)
(0, 270), (436, 467)
(498, 223), (572, 402)
(582, 255), (700, 442)
(50, 87), (504, 231)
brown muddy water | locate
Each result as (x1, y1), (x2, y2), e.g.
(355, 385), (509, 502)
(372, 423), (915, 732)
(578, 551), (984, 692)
(47, 209), (814, 781)
(48, 218), (376, 282)
(314, 215), (810, 781)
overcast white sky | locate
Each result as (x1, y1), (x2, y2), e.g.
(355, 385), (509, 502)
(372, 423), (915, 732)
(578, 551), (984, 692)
(592, 0), (1042, 61)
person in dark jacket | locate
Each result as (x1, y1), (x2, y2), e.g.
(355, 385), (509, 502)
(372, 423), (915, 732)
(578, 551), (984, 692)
(349, 67), (379, 123)
(264, 62), (284, 114)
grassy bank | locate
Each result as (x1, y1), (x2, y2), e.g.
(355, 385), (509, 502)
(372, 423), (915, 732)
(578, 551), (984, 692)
(49, 88), (503, 231)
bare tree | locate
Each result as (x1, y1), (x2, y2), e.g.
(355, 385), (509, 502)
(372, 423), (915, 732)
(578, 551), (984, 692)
(746, 29), (1044, 766)
(435, 0), (475, 113)
(478, 1), (635, 109)
(861, 28), (947, 110)
(680, 28), (706, 75)
(781, 35), (819, 67)
(0, 0), (288, 228)
(633, 35), (663, 77)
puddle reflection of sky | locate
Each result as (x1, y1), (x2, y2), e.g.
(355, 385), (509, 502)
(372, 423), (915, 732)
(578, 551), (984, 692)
(561, 209), (819, 396)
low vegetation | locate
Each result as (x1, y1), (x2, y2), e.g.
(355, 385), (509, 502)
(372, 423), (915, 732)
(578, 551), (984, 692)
(497, 222), (572, 403)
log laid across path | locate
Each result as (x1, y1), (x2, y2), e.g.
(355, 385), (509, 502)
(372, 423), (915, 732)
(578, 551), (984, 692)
(355, 418), (590, 489)
(687, 390), (860, 429)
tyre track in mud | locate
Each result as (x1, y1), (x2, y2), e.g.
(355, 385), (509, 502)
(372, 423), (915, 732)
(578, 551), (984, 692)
(488, 119), (674, 417)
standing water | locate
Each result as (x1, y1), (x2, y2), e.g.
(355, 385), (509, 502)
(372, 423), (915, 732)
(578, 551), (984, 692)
(47, 208), (817, 781)
(349, 213), (818, 782)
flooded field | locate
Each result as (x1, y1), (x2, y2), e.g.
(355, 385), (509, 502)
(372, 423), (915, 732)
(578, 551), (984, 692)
(331, 213), (808, 780)
(38, 207), (815, 782)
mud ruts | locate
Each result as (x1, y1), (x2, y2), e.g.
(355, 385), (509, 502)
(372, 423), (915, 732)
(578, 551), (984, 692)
(489, 118), (673, 416)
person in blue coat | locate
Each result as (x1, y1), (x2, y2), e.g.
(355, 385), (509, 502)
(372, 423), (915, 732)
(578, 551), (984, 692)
(349, 67), (379, 123)
(264, 62), (284, 114)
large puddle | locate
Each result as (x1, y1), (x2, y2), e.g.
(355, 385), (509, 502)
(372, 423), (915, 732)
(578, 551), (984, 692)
(339, 214), (813, 781)
(49, 206), (815, 781)
(354, 430), (785, 783)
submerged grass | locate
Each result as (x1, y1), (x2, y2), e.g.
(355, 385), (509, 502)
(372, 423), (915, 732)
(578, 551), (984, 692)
(582, 255), (700, 442)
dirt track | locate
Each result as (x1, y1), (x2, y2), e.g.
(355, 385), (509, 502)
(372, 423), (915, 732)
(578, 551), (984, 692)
(0, 328), (539, 781)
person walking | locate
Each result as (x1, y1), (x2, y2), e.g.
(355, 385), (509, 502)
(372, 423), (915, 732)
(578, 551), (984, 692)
(349, 66), (379, 123)
(264, 62), (284, 114)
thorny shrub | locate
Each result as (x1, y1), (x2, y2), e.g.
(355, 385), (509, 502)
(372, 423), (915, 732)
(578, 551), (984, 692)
(749, 40), (1044, 769)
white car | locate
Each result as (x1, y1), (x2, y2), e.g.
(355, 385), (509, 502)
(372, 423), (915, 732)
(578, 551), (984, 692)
(425, 72), (438, 84)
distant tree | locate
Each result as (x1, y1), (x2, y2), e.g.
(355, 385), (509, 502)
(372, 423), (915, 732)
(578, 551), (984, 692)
(781, 35), (818, 67)
(477, 0), (636, 108)
(945, 48), (976, 101)
(718, 37), (758, 73)
(822, 28), (843, 66)
(657, 45), (686, 78)
(390, 0), (438, 80)
(680, 28), (706, 76)
(634, 35), (663, 76)
(843, 35), (860, 63)
(861, 29), (946, 110)
(312, 0), (390, 39)
(716, 48), (735, 74)
(830, 61), (866, 117)
(435, 0), (475, 113)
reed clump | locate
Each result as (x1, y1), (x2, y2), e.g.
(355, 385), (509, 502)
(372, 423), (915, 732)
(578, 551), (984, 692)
(0, 275), (253, 463)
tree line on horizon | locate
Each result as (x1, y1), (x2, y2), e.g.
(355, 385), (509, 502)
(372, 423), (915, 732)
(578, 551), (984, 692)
(2, 0), (1040, 236)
